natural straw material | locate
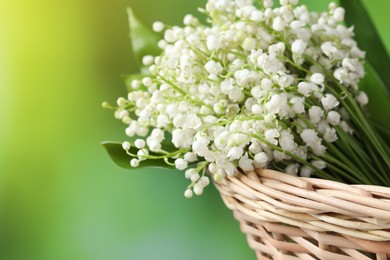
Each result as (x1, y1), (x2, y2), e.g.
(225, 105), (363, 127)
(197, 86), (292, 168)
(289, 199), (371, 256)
(214, 169), (390, 259)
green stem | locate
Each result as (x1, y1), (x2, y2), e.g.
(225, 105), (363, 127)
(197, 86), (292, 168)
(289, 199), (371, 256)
(241, 131), (338, 181)
(157, 74), (186, 95)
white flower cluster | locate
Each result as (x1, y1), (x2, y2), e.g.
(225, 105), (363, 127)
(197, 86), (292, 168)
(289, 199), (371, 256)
(113, 0), (368, 197)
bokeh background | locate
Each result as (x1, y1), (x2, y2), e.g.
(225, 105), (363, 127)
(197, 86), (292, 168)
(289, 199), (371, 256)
(1, 0), (390, 259)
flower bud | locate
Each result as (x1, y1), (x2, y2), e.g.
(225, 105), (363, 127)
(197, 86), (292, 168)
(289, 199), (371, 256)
(184, 189), (193, 198)
(175, 158), (188, 170)
(292, 39), (307, 55)
(122, 141), (131, 151)
(193, 185), (203, 195)
(135, 139), (146, 149)
(327, 111), (341, 125)
(130, 159), (140, 167)
(311, 73), (325, 85)
(356, 91), (368, 106)
(152, 21), (164, 32)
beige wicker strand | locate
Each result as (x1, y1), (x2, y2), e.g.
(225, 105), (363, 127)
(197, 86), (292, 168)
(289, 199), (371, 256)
(215, 169), (390, 259)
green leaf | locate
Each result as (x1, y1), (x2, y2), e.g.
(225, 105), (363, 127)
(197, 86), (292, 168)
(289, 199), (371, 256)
(341, 0), (390, 96)
(127, 8), (161, 72)
(359, 63), (390, 142)
(102, 141), (175, 170)
(373, 121), (390, 145)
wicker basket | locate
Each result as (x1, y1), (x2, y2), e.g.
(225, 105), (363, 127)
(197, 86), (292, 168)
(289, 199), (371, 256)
(214, 169), (390, 260)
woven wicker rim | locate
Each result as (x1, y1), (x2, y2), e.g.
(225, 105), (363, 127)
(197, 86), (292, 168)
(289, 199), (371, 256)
(214, 169), (390, 258)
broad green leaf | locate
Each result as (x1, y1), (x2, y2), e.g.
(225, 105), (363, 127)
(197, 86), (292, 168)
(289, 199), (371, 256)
(359, 63), (390, 143)
(341, 0), (390, 96)
(373, 121), (390, 145)
(127, 8), (161, 72)
(102, 141), (175, 170)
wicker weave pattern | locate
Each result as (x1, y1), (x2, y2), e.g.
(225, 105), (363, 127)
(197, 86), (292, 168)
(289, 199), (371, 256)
(215, 169), (390, 259)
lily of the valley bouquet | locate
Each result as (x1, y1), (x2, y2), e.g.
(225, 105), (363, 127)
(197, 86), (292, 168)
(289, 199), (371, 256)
(103, 0), (390, 198)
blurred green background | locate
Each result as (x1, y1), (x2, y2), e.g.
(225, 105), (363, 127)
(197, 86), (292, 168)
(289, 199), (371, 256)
(1, 0), (390, 259)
